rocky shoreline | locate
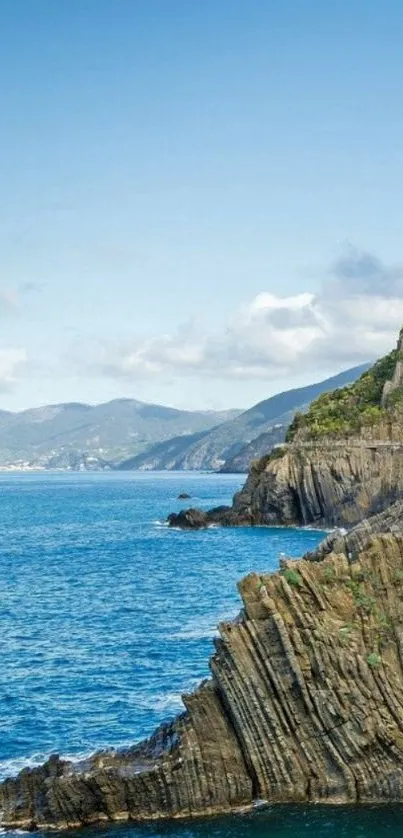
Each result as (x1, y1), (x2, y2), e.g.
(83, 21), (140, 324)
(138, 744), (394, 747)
(168, 441), (403, 531)
(3, 532), (403, 829)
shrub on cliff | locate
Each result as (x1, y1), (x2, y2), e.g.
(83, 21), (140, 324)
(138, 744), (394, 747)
(251, 446), (286, 473)
(286, 348), (400, 442)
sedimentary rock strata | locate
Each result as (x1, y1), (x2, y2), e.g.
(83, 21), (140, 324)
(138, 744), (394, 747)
(168, 443), (403, 530)
(303, 499), (403, 562)
(4, 534), (403, 829)
(228, 442), (403, 528)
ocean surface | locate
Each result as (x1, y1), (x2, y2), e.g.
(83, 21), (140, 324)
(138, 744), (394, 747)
(1, 471), (402, 838)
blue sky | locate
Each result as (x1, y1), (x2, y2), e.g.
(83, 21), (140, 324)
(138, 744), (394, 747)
(2, 0), (403, 410)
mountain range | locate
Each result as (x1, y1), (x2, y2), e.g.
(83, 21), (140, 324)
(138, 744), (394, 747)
(0, 363), (369, 471)
(118, 363), (370, 472)
(0, 400), (239, 470)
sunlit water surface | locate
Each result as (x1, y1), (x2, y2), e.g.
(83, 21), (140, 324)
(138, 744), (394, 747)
(0, 471), (400, 837)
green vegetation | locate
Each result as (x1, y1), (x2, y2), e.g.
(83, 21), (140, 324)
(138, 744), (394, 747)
(283, 568), (303, 588)
(339, 624), (353, 645)
(377, 611), (391, 630)
(286, 348), (403, 441)
(252, 445), (287, 473)
(346, 579), (376, 613)
(367, 652), (382, 669)
(322, 565), (337, 584)
(269, 445), (287, 460)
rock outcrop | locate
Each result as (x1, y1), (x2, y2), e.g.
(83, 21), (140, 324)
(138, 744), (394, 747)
(303, 499), (403, 563)
(4, 533), (403, 828)
(168, 442), (403, 530)
(167, 505), (245, 529)
(227, 441), (403, 529)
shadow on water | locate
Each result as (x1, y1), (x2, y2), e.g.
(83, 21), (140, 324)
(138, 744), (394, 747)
(35, 804), (403, 838)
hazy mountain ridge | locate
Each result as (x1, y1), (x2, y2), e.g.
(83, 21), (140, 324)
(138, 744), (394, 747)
(119, 364), (370, 472)
(0, 399), (240, 469)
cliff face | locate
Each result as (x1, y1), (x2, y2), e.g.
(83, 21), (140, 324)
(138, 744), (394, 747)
(167, 331), (403, 530)
(3, 533), (403, 829)
(303, 499), (403, 563)
(227, 441), (403, 529)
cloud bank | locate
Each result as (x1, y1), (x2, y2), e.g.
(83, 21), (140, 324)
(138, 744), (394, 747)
(94, 246), (403, 383)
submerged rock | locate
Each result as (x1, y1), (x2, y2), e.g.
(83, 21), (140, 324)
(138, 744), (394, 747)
(177, 492), (191, 499)
(4, 533), (403, 828)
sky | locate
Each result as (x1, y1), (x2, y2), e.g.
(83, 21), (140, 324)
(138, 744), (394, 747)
(2, 0), (403, 411)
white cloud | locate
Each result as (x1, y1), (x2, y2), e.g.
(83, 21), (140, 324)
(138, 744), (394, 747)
(0, 348), (28, 392)
(94, 246), (403, 383)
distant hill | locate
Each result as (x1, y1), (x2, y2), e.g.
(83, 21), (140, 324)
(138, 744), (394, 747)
(117, 364), (371, 473)
(0, 400), (240, 469)
(117, 430), (209, 471)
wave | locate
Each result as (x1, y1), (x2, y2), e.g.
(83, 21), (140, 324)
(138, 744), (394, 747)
(152, 692), (185, 712)
(169, 625), (219, 640)
(0, 755), (45, 781)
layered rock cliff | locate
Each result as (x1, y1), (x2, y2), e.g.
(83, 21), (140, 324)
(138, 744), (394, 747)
(168, 441), (403, 531)
(168, 328), (403, 531)
(303, 499), (403, 563)
(228, 441), (403, 529)
(4, 533), (403, 829)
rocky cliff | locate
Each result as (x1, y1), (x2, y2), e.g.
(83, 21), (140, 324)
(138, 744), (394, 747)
(229, 329), (403, 529)
(229, 441), (403, 529)
(4, 533), (403, 829)
(168, 441), (403, 531)
(169, 329), (403, 531)
(303, 499), (403, 563)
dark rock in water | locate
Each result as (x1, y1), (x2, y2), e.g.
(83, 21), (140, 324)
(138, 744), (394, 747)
(167, 505), (242, 529)
(167, 508), (209, 528)
(177, 492), (191, 499)
(4, 533), (403, 828)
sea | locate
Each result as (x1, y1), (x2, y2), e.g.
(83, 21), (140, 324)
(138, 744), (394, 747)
(0, 471), (402, 838)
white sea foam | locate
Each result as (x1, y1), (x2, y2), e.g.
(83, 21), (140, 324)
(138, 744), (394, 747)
(0, 749), (99, 782)
(153, 692), (185, 712)
(169, 616), (219, 641)
(0, 755), (45, 781)
(170, 625), (219, 640)
(253, 797), (269, 809)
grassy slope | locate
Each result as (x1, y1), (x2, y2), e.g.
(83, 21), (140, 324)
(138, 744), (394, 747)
(286, 349), (401, 442)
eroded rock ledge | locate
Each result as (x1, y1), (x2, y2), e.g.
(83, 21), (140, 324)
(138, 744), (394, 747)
(3, 533), (403, 829)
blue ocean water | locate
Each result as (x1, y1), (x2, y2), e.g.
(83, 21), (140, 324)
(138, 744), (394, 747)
(0, 471), (402, 838)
